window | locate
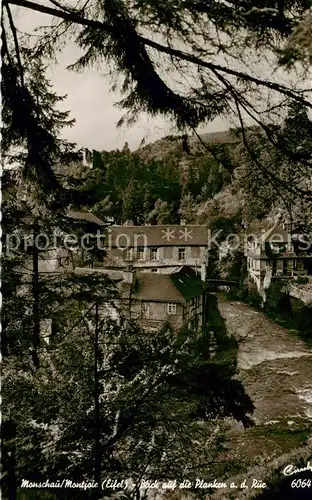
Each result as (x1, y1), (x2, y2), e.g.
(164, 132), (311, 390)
(167, 303), (177, 315)
(142, 303), (150, 318)
(283, 260), (288, 275)
(137, 247), (145, 260)
(125, 248), (133, 260)
(191, 247), (200, 258)
(270, 243), (280, 253)
(151, 248), (159, 260)
(178, 248), (186, 260)
(130, 311), (139, 319)
(151, 268), (158, 273)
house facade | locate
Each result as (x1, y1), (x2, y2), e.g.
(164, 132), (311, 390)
(18, 211), (107, 275)
(75, 265), (207, 333)
(245, 224), (312, 294)
(15, 211), (107, 343)
(66, 210), (107, 267)
(101, 225), (209, 275)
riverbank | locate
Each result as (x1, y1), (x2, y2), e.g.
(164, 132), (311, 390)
(225, 283), (312, 348)
(218, 298), (312, 423)
(217, 298), (312, 468)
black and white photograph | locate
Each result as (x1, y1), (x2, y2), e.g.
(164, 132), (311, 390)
(2, 1), (312, 499)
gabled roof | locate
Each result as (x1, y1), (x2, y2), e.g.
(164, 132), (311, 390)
(106, 225), (208, 247)
(67, 210), (106, 226)
(133, 267), (204, 303)
(170, 266), (204, 301)
(74, 265), (204, 303)
(134, 273), (183, 302)
(260, 223), (289, 244)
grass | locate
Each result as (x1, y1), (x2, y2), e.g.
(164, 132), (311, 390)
(220, 418), (312, 483)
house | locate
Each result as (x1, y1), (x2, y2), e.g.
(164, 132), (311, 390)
(245, 224), (312, 294)
(14, 211), (107, 275)
(75, 265), (207, 333)
(65, 210), (107, 267)
(101, 225), (209, 275)
(12, 210), (107, 343)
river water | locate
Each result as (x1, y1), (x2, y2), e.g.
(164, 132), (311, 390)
(218, 299), (312, 424)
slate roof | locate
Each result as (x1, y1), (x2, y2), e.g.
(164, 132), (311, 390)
(260, 224), (289, 243)
(134, 267), (204, 303)
(106, 225), (208, 247)
(67, 211), (106, 226)
(170, 266), (204, 301)
(74, 265), (204, 303)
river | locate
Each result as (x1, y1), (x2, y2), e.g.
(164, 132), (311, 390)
(205, 298), (312, 499)
(218, 298), (312, 424)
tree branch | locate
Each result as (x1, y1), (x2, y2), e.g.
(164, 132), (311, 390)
(6, 0), (312, 110)
(4, 2), (25, 88)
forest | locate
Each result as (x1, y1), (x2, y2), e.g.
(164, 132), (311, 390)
(2, 1), (312, 499)
(73, 101), (312, 235)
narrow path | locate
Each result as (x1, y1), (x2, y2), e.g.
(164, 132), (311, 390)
(218, 299), (312, 424)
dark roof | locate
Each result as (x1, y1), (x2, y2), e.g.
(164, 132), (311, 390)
(134, 273), (184, 302)
(106, 225), (208, 247)
(67, 211), (106, 226)
(73, 265), (204, 302)
(170, 266), (204, 301)
(134, 267), (204, 303)
(260, 224), (289, 243)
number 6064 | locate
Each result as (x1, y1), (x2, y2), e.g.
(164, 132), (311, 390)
(291, 479), (312, 488)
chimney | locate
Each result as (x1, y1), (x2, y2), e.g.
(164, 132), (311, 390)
(123, 265), (135, 284)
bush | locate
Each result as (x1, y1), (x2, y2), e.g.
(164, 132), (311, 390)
(296, 276), (309, 285)
(265, 280), (290, 313)
(246, 288), (263, 308)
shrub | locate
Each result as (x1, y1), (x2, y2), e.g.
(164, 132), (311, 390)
(265, 280), (290, 313)
(246, 288), (263, 308)
(296, 276), (309, 285)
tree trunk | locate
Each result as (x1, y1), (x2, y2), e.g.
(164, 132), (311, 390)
(32, 223), (40, 368)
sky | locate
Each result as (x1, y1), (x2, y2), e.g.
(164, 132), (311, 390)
(13, 3), (227, 152)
